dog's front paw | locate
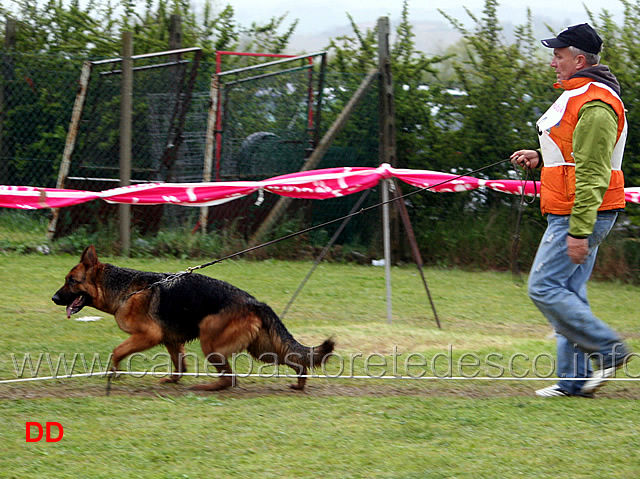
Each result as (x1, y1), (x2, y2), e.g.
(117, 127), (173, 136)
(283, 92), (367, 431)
(159, 375), (181, 384)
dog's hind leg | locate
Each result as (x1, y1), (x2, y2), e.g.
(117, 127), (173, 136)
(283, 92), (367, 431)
(191, 354), (234, 391)
(248, 331), (309, 391)
(160, 343), (186, 384)
(290, 365), (308, 391)
(192, 311), (261, 391)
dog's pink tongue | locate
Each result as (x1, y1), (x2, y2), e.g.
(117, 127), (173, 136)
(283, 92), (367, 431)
(66, 296), (83, 318)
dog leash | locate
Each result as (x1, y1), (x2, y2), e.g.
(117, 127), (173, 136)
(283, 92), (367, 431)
(510, 165), (538, 285)
(106, 371), (112, 396)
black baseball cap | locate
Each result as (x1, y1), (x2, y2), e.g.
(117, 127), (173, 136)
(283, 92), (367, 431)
(541, 23), (603, 54)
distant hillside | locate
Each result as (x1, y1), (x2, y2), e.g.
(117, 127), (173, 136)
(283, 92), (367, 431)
(287, 19), (462, 54)
(286, 6), (622, 56)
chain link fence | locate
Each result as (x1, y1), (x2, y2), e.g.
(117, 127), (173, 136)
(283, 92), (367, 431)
(1, 49), (383, 259)
(3, 48), (640, 283)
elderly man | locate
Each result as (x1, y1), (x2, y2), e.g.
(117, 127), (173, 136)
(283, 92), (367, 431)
(511, 23), (631, 397)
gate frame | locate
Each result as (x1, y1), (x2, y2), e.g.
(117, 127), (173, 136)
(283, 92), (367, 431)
(199, 50), (327, 233)
(46, 46), (203, 241)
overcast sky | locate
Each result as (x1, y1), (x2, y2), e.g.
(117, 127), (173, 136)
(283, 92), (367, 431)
(217, 0), (624, 34)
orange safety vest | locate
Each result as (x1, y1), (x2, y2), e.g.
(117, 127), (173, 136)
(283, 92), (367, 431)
(536, 77), (627, 215)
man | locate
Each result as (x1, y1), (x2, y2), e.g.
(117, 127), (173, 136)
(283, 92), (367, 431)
(511, 23), (631, 397)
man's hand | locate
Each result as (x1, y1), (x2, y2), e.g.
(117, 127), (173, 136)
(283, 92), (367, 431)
(567, 235), (589, 264)
(510, 150), (540, 169)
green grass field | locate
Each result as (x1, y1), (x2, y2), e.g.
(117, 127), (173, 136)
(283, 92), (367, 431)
(1, 252), (639, 478)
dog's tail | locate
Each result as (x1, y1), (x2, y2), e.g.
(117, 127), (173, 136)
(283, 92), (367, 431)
(248, 302), (335, 371)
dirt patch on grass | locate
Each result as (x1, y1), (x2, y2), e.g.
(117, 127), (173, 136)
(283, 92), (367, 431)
(2, 376), (639, 401)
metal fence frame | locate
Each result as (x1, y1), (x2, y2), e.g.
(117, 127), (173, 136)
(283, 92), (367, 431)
(46, 46), (204, 243)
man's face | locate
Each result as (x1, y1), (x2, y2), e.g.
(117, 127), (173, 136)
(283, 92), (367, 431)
(550, 47), (582, 82)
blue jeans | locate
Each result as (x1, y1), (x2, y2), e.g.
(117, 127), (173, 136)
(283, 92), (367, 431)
(527, 212), (628, 395)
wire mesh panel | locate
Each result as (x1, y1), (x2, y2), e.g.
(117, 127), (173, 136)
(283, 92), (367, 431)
(147, 91), (210, 182)
(1, 48), (381, 258)
(53, 49), (205, 237)
(203, 55), (382, 252)
(219, 63), (316, 179)
(0, 51), (82, 248)
(0, 52), (79, 187)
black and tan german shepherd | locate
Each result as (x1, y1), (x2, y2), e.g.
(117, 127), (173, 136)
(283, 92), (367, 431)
(52, 245), (334, 391)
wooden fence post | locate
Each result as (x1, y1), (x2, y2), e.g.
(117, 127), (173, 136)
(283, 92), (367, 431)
(0, 17), (17, 184)
(119, 31), (133, 256)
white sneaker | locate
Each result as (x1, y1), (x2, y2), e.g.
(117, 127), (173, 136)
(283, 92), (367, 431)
(535, 384), (571, 397)
(535, 384), (593, 398)
(581, 366), (617, 394)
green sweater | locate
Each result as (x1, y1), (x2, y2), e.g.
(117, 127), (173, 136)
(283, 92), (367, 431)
(569, 100), (619, 238)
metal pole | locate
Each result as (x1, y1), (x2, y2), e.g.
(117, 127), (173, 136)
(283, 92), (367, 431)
(214, 52), (223, 181)
(90, 47), (202, 66)
(377, 17), (396, 323)
(382, 179), (392, 324)
(119, 31), (133, 256)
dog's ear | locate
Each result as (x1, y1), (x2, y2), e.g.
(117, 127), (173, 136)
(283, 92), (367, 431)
(80, 245), (98, 267)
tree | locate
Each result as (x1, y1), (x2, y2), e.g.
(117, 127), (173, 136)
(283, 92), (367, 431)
(0, 0), (298, 59)
(437, 1), (553, 181)
(585, 2), (640, 227)
(326, 0), (448, 169)
(0, 0), (305, 195)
